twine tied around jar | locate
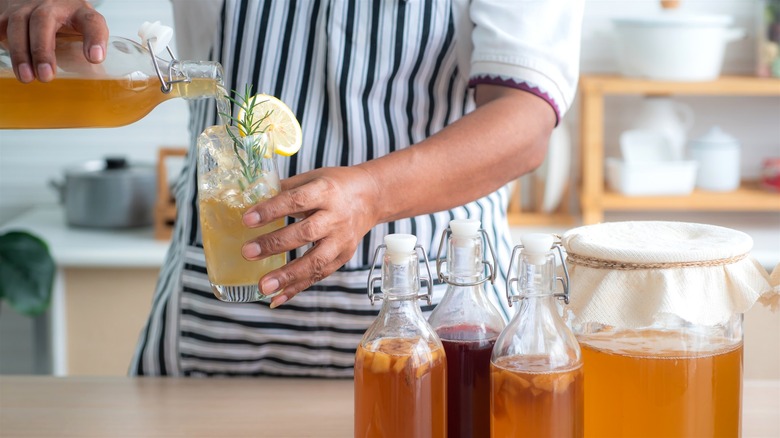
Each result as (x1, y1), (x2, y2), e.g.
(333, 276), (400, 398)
(565, 252), (748, 271)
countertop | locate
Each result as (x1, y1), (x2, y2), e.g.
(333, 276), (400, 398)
(0, 205), (170, 268)
(4, 205), (779, 271)
(0, 377), (777, 437)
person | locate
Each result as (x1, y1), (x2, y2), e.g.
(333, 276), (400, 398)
(0, 0), (584, 377)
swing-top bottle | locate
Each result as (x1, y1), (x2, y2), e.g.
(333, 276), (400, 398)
(491, 233), (583, 438)
(0, 22), (224, 129)
(354, 234), (447, 438)
(427, 219), (505, 438)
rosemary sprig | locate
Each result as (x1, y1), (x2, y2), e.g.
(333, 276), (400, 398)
(218, 85), (274, 190)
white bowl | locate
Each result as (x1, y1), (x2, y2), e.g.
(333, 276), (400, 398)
(606, 158), (698, 196)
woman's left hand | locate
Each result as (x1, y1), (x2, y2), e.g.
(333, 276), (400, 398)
(241, 166), (381, 308)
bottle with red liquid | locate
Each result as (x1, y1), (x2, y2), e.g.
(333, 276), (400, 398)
(428, 219), (506, 438)
(491, 234), (583, 438)
(354, 234), (447, 438)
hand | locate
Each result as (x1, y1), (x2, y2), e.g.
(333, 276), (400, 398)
(241, 166), (381, 308)
(0, 0), (107, 82)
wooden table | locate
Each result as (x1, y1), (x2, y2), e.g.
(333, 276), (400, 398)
(1, 377), (778, 437)
(0, 377), (353, 437)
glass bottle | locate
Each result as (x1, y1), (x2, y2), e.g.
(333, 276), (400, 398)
(355, 234), (447, 438)
(491, 233), (583, 438)
(427, 219), (505, 438)
(0, 34), (224, 129)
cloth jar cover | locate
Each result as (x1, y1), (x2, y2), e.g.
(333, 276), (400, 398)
(561, 221), (779, 328)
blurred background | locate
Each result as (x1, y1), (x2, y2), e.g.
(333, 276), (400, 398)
(0, 1), (777, 380)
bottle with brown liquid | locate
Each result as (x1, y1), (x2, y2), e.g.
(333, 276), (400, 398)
(427, 219), (505, 438)
(0, 31), (223, 129)
(354, 234), (447, 438)
(491, 233), (583, 438)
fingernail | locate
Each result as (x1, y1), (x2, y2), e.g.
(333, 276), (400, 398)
(261, 278), (280, 295)
(270, 295), (288, 309)
(243, 211), (260, 226)
(89, 45), (105, 62)
(37, 63), (54, 82)
(242, 242), (261, 258)
(18, 63), (34, 83)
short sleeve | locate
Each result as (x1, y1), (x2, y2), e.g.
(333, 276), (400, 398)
(455, 0), (584, 122)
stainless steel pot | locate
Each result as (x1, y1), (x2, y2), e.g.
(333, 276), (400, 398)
(51, 157), (157, 228)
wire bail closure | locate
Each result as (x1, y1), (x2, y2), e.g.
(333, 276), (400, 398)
(435, 226), (497, 287)
(367, 244), (434, 306)
(146, 41), (190, 94)
(506, 238), (570, 306)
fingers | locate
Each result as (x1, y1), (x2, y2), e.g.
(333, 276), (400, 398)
(243, 177), (328, 228)
(71, 5), (107, 64)
(241, 212), (325, 263)
(263, 240), (354, 309)
(0, 0), (108, 83)
(28, 5), (61, 82)
(3, 3), (34, 82)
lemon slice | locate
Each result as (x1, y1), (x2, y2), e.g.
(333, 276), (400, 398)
(237, 94), (302, 157)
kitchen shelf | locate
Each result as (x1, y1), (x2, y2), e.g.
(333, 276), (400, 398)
(579, 74), (780, 224)
(602, 181), (780, 211)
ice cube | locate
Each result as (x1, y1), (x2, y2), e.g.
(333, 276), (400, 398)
(243, 179), (273, 203)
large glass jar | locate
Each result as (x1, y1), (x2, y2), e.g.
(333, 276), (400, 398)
(562, 221), (777, 438)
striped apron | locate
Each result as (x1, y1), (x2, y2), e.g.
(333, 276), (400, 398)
(130, 0), (514, 377)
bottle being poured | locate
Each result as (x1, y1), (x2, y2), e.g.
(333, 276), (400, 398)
(0, 21), (224, 129)
(490, 233), (583, 438)
(354, 234), (447, 438)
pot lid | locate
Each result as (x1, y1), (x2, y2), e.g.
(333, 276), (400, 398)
(690, 126), (739, 149)
(65, 157), (154, 177)
(613, 11), (733, 27)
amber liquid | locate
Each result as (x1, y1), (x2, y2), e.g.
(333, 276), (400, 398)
(579, 330), (743, 437)
(491, 356), (584, 438)
(354, 338), (447, 438)
(199, 196), (286, 286)
(0, 76), (219, 128)
(438, 325), (498, 438)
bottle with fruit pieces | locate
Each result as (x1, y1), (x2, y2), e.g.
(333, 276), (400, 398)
(354, 234), (447, 438)
(427, 219), (505, 438)
(490, 233), (583, 438)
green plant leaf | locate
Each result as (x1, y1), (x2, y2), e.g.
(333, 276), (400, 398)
(0, 231), (55, 316)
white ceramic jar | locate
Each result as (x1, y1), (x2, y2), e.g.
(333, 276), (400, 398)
(689, 126), (741, 191)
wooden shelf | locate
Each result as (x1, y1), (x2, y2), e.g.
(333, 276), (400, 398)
(581, 75), (780, 96)
(578, 74), (780, 224)
(507, 212), (577, 227)
(602, 181), (780, 212)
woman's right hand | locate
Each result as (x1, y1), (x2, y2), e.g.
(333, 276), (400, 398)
(0, 0), (108, 83)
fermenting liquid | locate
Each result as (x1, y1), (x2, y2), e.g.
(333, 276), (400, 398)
(438, 325), (498, 438)
(199, 196), (286, 286)
(491, 355), (584, 438)
(354, 337), (446, 438)
(0, 76), (219, 128)
(579, 330), (742, 437)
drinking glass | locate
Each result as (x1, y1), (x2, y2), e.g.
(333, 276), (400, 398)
(197, 125), (286, 302)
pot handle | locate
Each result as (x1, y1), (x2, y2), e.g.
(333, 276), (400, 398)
(724, 28), (746, 43)
(49, 179), (65, 204)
